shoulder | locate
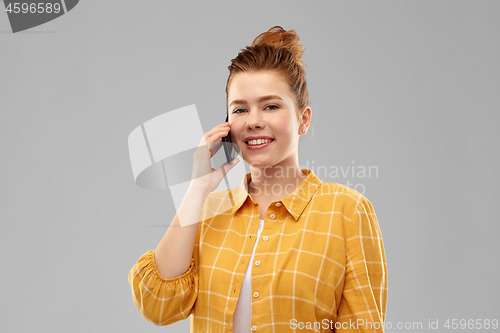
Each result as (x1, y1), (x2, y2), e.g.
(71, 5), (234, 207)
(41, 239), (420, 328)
(204, 188), (229, 203)
(315, 181), (371, 216)
(316, 181), (367, 205)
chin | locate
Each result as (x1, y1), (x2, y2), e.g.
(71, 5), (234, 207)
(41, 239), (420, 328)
(246, 159), (276, 169)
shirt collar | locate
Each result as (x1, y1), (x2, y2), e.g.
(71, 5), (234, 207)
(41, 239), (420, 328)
(228, 168), (321, 221)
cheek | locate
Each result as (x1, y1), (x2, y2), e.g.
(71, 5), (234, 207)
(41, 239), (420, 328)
(276, 122), (296, 137)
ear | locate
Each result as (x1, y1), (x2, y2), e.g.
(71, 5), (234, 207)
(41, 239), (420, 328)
(300, 106), (312, 128)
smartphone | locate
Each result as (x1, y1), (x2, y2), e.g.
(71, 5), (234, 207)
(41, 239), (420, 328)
(221, 114), (233, 165)
(221, 114), (236, 204)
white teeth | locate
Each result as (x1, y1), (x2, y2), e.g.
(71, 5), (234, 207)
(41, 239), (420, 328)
(247, 139), (273, 146)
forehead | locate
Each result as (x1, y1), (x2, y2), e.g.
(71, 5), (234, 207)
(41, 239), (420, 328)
(227, 71), (292, 99)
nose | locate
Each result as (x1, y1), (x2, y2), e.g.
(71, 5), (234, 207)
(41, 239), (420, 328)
(246, 109), (265, 130)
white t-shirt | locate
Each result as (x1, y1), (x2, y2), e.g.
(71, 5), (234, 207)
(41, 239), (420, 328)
(232, 219), (265, 333)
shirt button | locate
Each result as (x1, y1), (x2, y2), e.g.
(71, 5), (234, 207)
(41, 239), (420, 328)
(253, 292), (259, 298)
(270, 214), (275, 220)
(275, 202), (282, 207)
(262, 236), (268, 241)
(255, 260), (260, 266)
(252, 325), (257, 331)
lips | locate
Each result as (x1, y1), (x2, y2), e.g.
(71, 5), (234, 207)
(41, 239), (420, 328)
(244, 139), (275, 150)
(244, 138), (275, 144)
(244, 136), (274, 142)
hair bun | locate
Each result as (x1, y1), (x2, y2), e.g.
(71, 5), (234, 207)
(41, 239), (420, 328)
(251, 26), (305, 66)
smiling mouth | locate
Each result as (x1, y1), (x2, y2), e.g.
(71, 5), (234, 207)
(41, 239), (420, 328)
(245, 139), (275, 146)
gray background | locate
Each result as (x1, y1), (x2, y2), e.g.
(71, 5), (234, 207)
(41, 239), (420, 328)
(1, 1), (499, 332)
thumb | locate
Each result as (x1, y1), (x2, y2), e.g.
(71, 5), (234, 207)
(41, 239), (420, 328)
(217, 157), (240, 178)
(228, 157), (240, 169)
(221, 157), (240, 173)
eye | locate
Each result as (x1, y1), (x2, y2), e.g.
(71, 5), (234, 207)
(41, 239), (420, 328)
(265, 104), (279, 110)
(232, 108), (246, 114)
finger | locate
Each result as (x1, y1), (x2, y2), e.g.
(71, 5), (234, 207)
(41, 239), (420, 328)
(198, 124), (230, 147)
(208, 127), (230, 141)
(204, 126), (229, 143)
(206, 129), (231, 154)
(221, 157), (240, 173)
(229, 157), (240, 169)
(208, 129), (230, 143)
(209, 141), (223, 156)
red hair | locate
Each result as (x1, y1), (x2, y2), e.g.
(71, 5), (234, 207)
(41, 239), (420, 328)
(226, 26), (311, 124)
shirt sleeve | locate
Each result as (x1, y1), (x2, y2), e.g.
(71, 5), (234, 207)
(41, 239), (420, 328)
(127, 250), (198, 326)
(336, 197), (388, 332)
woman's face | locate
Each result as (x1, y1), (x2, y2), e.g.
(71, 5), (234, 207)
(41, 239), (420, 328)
(227, 70), (304, 169)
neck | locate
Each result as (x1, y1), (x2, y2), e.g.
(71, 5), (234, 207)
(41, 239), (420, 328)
(247, 164), (308, 199)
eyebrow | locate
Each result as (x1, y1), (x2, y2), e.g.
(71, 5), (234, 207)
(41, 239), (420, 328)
(229, 95), (283, 107)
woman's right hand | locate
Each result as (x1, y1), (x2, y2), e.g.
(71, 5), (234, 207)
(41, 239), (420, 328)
(190, 121), (240, 195)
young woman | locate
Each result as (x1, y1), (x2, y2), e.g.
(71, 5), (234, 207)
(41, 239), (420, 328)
(128, 26), (387, 333)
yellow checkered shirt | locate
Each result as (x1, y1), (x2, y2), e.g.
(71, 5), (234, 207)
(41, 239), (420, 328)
(128, 169), (387, 332)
